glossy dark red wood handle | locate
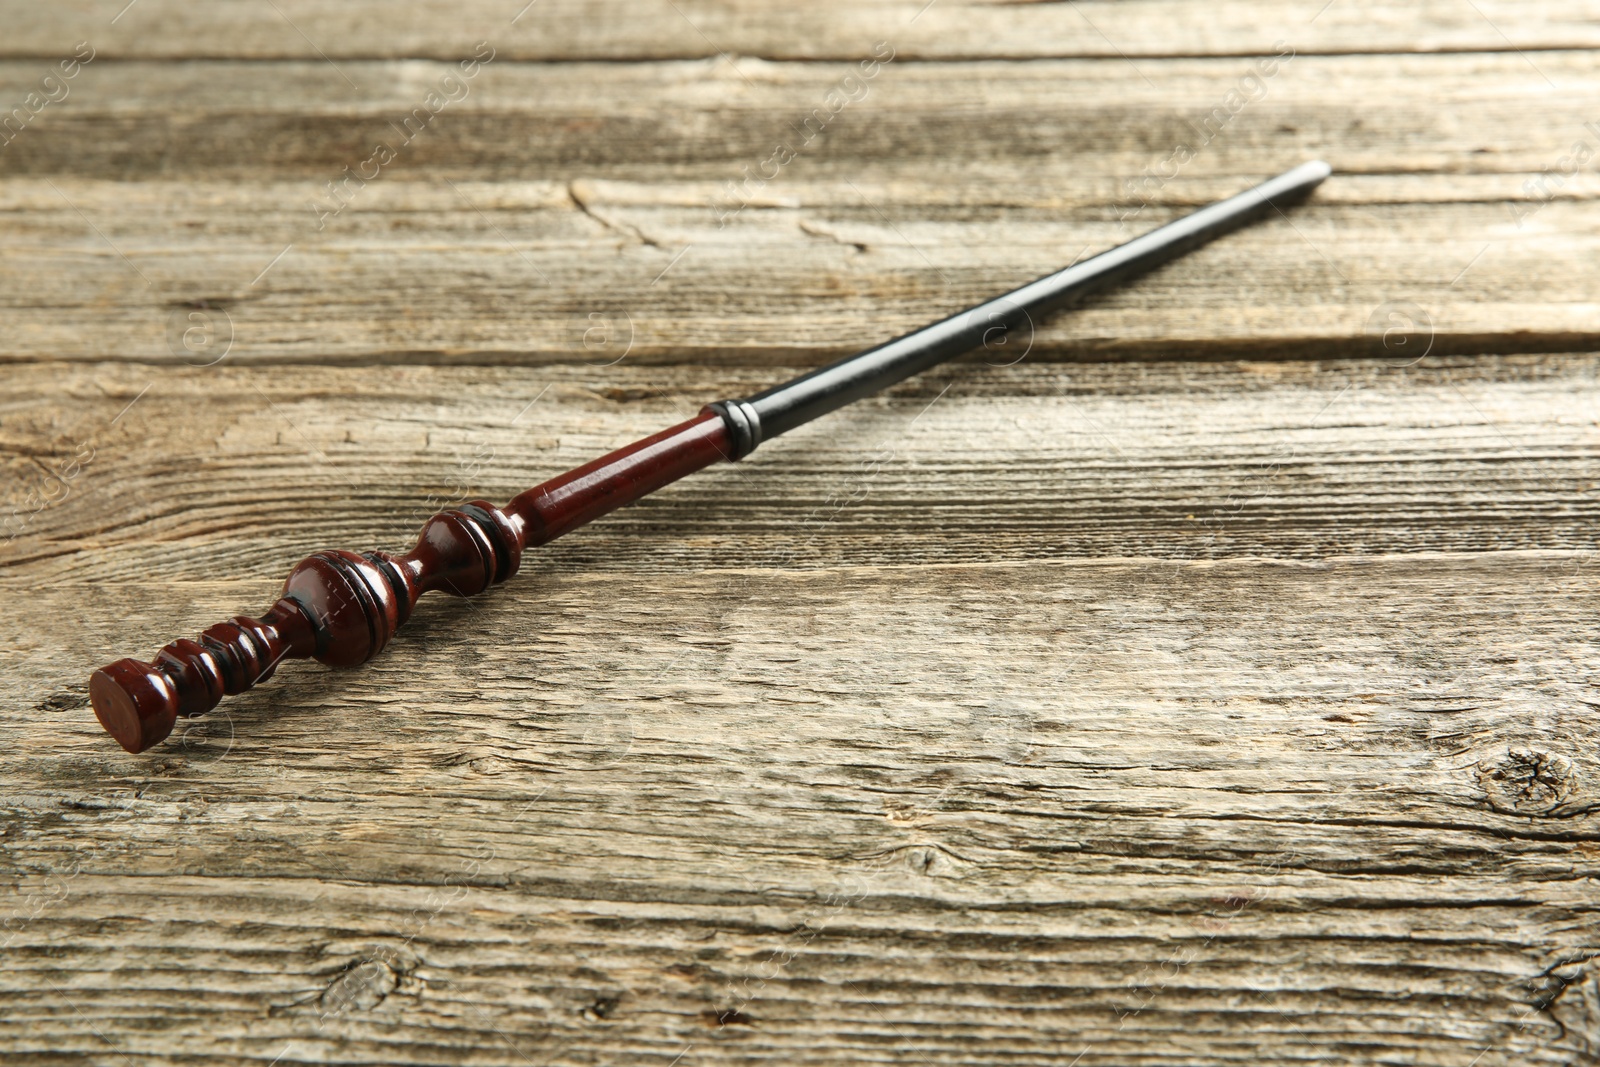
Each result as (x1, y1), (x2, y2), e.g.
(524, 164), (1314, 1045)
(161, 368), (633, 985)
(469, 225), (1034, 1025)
(90, 410), (731, 753)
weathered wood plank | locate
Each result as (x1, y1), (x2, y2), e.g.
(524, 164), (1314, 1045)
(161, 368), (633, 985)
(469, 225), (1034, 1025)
(2, 876), (1596, 1064)
(5, 51), (1595, 182)
(2, 51), (1598, 363)
(3, 550), (1598, 1064)
(6, 176), (1600, 364)
(8, 0), (1600, 60)
(4, 4), (1600, 1063)
(6, 357), (1596, 1062)
(4, 356), (1598, 584)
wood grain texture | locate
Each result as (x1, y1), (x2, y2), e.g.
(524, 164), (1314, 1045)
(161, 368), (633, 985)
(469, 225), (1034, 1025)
(4, 356), (1600, 581)
(4, 553), (1600, 1064)
(2, 48), (1598, 363)
(9, 0), (1600, 59)
(6, 356), (1600, 1064)
(4, 0), (1600, 1063)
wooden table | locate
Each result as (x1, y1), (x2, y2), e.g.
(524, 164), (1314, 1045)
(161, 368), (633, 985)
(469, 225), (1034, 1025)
(4, 2), (1599, 1063)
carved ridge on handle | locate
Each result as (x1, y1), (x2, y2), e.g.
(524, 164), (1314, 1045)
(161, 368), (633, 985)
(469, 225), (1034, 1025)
(90, 599), (315, 754)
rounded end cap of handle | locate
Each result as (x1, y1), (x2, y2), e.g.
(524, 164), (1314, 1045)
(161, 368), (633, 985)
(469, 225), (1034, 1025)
(91, 660), (178, 754)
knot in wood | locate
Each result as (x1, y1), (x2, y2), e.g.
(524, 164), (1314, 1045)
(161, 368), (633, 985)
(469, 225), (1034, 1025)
(319, 959), (398, 1014)
(1477, 748), (1577, 815)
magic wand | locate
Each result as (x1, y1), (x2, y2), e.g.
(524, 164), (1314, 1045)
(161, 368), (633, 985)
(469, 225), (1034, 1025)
(90, 160), (1332, 753)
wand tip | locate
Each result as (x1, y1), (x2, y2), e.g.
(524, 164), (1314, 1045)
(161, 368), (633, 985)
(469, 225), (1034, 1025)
(1250, 161), (1332, 209)
(1288, 160), (1333, 188)
(1303, 159), (1333, 182)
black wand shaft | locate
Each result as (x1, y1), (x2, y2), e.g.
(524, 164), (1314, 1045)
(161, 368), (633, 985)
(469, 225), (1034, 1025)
(710, 160), (1332, 457)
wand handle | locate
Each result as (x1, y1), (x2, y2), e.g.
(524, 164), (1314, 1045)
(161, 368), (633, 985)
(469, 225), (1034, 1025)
(91, 411), (731, 753)
(90, 163), (1330, 753)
